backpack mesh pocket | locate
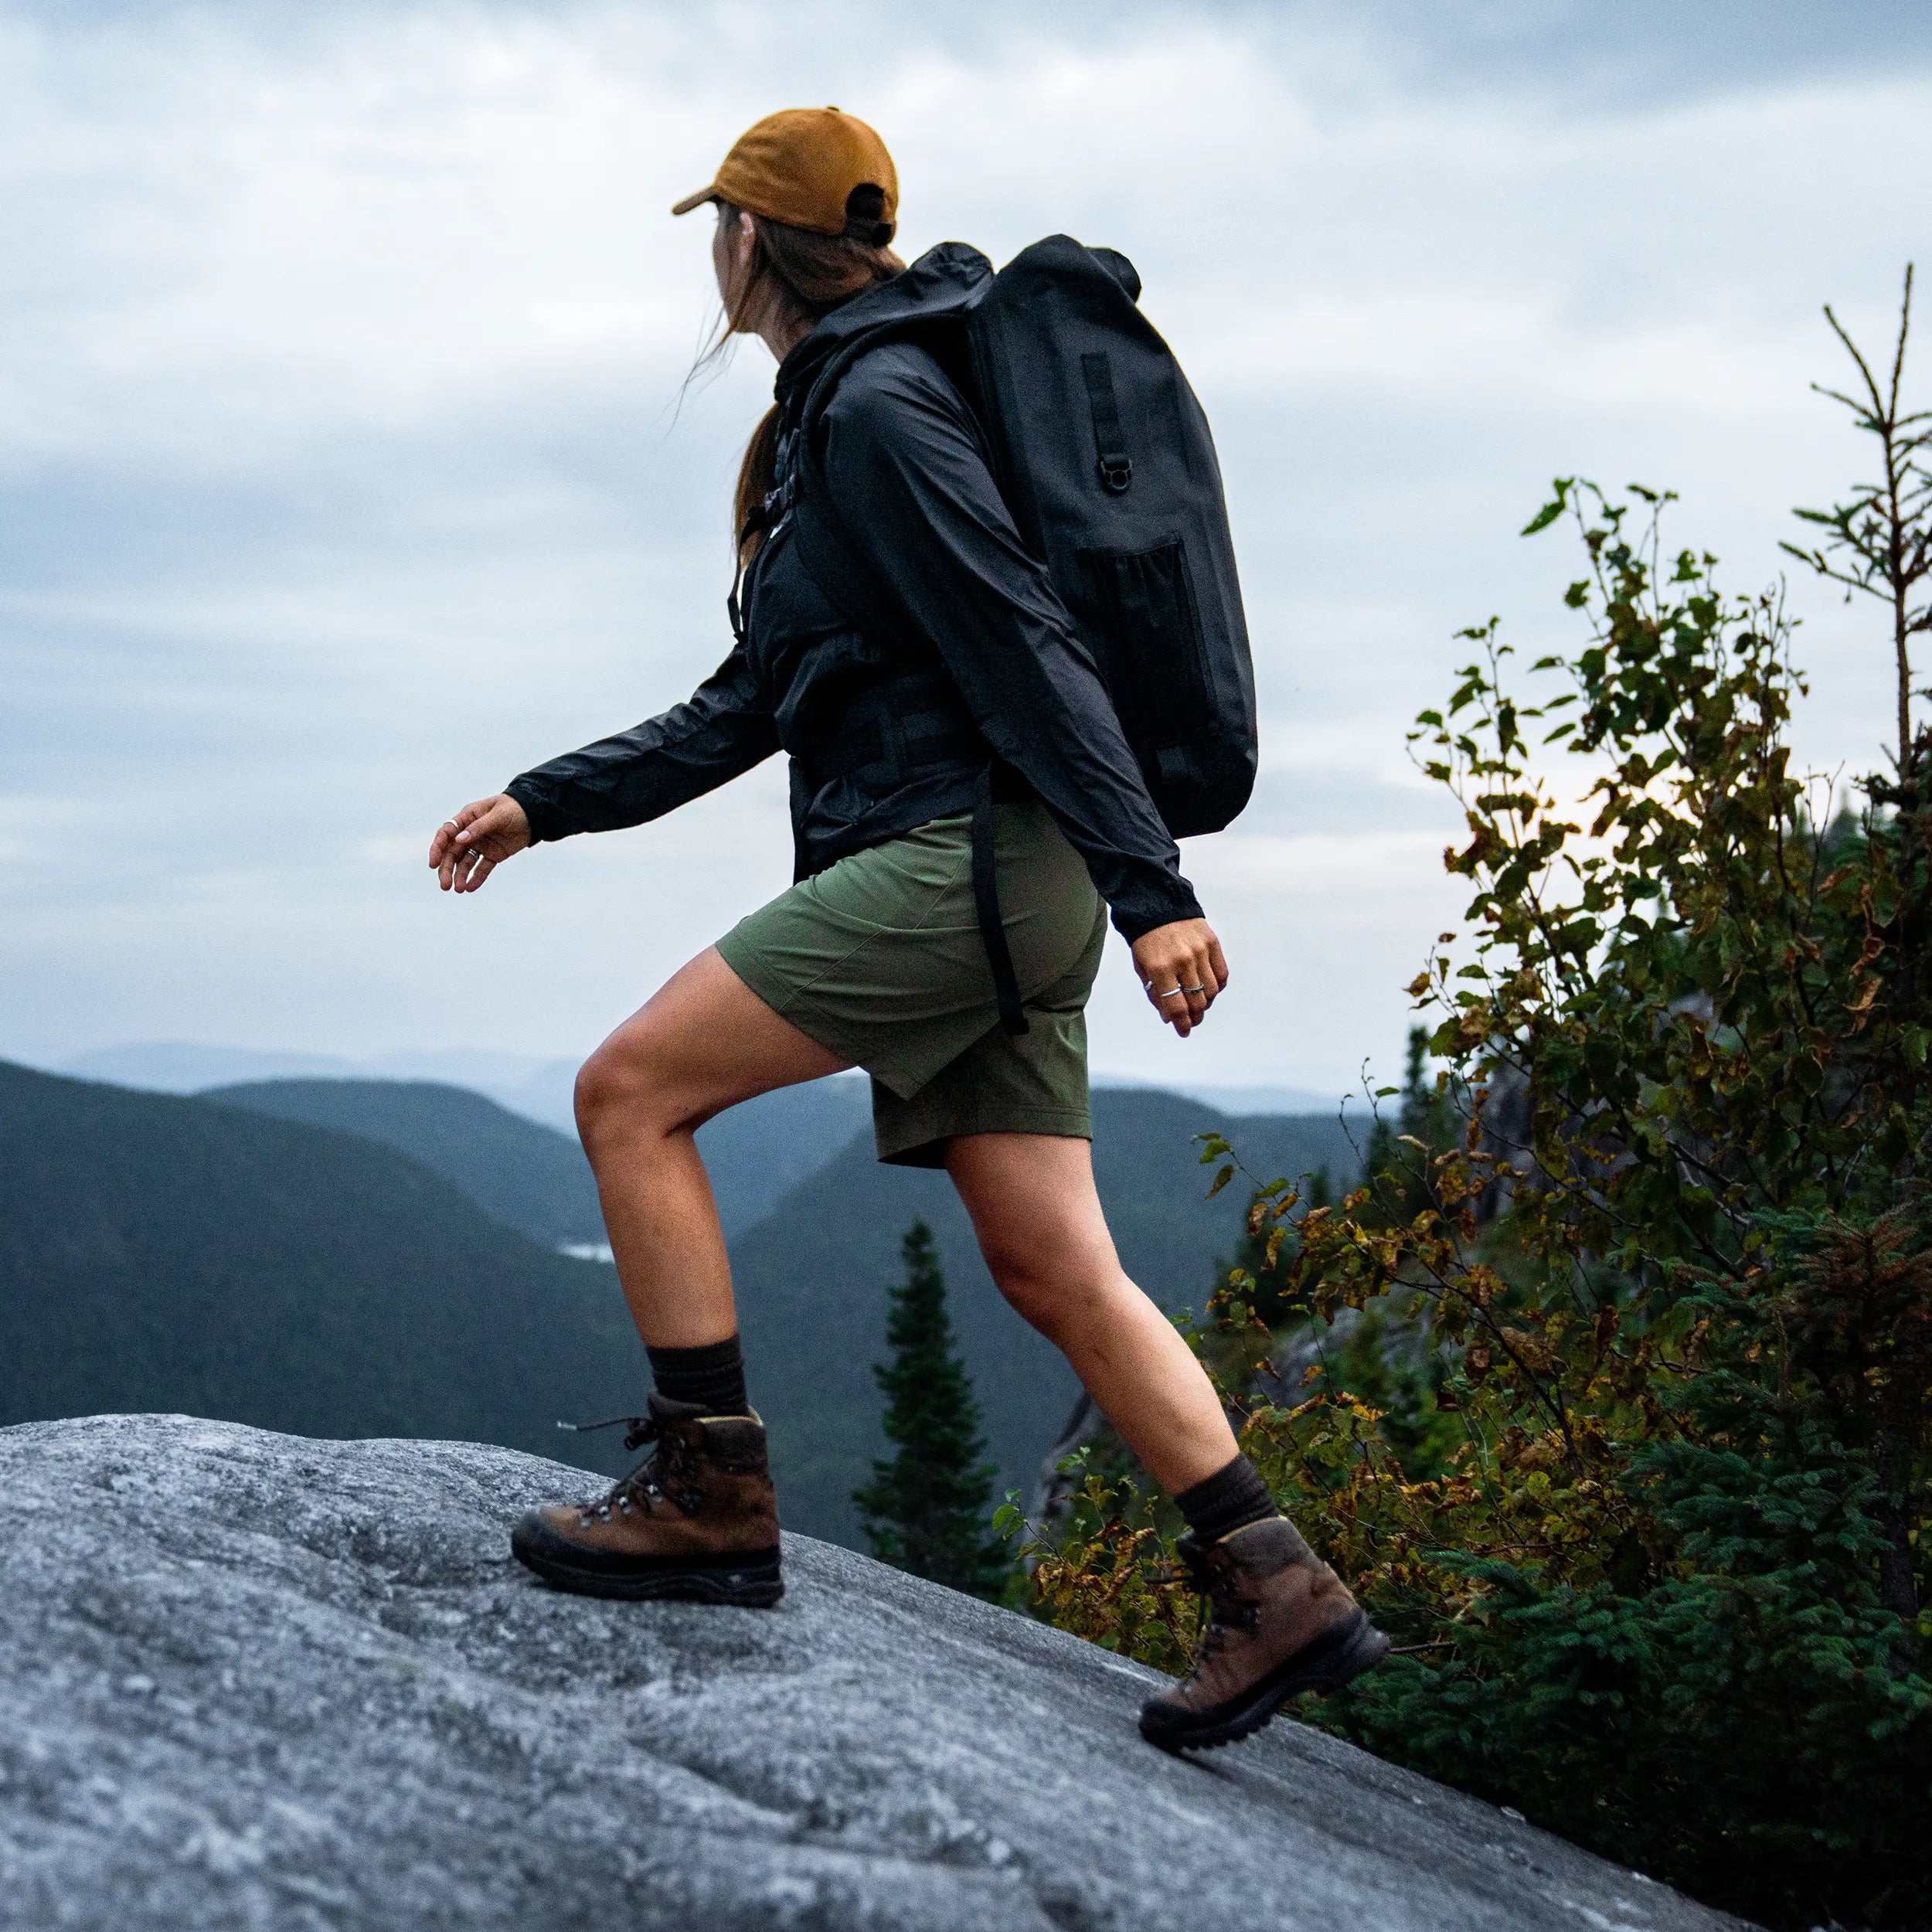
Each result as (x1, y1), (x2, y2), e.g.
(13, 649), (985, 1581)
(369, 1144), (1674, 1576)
(1077, 536), (1211, 750)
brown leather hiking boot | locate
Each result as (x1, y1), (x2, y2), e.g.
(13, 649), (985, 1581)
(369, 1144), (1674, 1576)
(510, 1393), (783, 1606)
(1138, 1516), (1389, 1751)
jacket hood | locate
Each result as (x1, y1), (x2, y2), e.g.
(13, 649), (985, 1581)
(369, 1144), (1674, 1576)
(773, 242), (992, 408)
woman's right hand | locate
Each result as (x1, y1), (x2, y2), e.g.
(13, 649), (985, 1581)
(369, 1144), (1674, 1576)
(430, 794), (531, 894)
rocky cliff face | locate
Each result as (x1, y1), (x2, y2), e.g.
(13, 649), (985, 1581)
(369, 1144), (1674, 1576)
(0, 1415), (1754, 1931)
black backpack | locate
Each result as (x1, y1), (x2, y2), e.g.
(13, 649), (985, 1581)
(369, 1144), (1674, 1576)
(788, 234), (1257, 841)
(777, 237), (1257, 1032)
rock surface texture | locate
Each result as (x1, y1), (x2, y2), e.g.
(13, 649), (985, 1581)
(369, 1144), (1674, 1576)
(0, 1416), (1756, 1932)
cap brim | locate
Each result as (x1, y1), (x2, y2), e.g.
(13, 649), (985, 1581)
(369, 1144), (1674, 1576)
(670, 186), (720, 216)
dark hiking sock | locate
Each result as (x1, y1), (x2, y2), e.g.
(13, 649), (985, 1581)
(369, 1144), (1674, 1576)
(647, 1335), (750, 1416)
(1175, 1453), (1277, 1546)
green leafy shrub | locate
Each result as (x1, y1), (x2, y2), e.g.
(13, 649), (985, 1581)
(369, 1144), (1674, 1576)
(1013, 282), (1932, 1930)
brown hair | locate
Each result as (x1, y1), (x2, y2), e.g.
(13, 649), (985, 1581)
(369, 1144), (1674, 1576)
(706, 196), (903, 560)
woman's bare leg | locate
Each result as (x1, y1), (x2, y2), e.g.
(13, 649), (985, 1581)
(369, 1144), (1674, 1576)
(944, 1132), (1238, 1495)
(573, 947), (851, 1349)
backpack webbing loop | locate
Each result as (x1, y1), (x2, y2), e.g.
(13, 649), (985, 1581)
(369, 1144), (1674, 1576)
(1080, 352), (1133, 494)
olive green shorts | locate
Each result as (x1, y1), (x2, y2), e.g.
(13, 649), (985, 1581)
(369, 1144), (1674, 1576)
(716, 802), (1108, 1167)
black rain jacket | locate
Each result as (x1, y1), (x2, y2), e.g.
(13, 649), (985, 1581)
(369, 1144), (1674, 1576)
(504, 243), (1203, 945)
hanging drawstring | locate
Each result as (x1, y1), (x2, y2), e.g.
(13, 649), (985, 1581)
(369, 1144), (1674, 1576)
(728, 428), (801, 648)
(972, 765), (1029, 1038)
(727, 513), (765, 648)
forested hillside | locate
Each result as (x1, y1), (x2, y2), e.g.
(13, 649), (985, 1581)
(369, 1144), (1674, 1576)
(203, 1078), (607, 1247)
(0, 1061), (644, 1475)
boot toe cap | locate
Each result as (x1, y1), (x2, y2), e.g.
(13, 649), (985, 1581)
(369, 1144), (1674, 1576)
(1137, 1687), (1203, 1748)
(510, 1505), (596, 1570)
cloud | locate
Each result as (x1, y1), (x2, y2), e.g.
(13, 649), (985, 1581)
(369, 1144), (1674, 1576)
(2, 0), (1929, 1092)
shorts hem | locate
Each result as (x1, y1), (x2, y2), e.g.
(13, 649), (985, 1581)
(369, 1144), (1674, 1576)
(714, 932), (866, 1068)
(874, 1104), (1094, 1169)
(716, 929), (988, 1100)
(718, 873), (983, 1092)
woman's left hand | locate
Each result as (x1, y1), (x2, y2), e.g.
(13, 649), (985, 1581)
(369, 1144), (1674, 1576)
(429, 794), (531, 894)
(1130, 918), (1229, 1038)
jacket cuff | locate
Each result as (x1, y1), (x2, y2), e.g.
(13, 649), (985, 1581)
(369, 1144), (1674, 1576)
(1111, 883), (1206, 947)
(505, 780), (572, 846)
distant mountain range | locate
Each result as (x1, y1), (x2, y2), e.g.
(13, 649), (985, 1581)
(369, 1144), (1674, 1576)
(3, 1056), (1361, 1546)
(51, 1041), (1344, 1131)
(202, 1076), (875, 1243)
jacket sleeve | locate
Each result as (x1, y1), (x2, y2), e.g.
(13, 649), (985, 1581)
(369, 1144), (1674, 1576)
(503, 640), (779, 844)
(818, 349), (1204, 943)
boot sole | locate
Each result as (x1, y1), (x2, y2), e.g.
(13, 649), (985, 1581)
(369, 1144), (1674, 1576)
(511, 1522), (784, 1608)
(1139, 1611), (1390, 1753)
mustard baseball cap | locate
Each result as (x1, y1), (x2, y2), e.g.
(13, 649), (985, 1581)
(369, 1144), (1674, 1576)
(672, 107), (898, 243)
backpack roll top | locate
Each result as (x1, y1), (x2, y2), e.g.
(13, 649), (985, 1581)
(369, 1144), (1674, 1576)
(961, 235), (1257, 838)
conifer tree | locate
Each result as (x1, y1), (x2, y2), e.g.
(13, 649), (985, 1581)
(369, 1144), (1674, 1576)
(853, 1220), (1008, 1599)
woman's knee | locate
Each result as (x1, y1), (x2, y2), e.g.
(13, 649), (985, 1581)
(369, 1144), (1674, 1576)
(985, 1250), (1107, 1345)
(574, 1036), (677, 1151)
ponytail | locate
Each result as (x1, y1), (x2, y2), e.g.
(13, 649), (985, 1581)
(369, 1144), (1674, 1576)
(696, 200), (903, 563)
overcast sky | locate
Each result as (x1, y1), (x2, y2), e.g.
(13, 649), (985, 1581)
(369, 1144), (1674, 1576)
(5, 0), (1931, 1097)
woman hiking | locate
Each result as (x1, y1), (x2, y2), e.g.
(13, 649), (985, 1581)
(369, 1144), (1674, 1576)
(427, 107), (1386, 1750)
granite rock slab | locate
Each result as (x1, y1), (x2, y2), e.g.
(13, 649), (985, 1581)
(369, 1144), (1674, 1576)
(0, 1414), (1758, 1931)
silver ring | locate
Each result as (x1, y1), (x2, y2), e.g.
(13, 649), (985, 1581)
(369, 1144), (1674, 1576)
(1183, 984), (1206, 994)
(1157, 986), (1185, 999)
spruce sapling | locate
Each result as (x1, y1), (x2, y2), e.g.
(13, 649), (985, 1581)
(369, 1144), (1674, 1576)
(853, 1220), (1007, 1600)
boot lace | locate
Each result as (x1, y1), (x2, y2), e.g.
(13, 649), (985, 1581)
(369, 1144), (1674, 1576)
(1172, 1541), (1261, 1675)
(556, 1413), (706, 1526)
